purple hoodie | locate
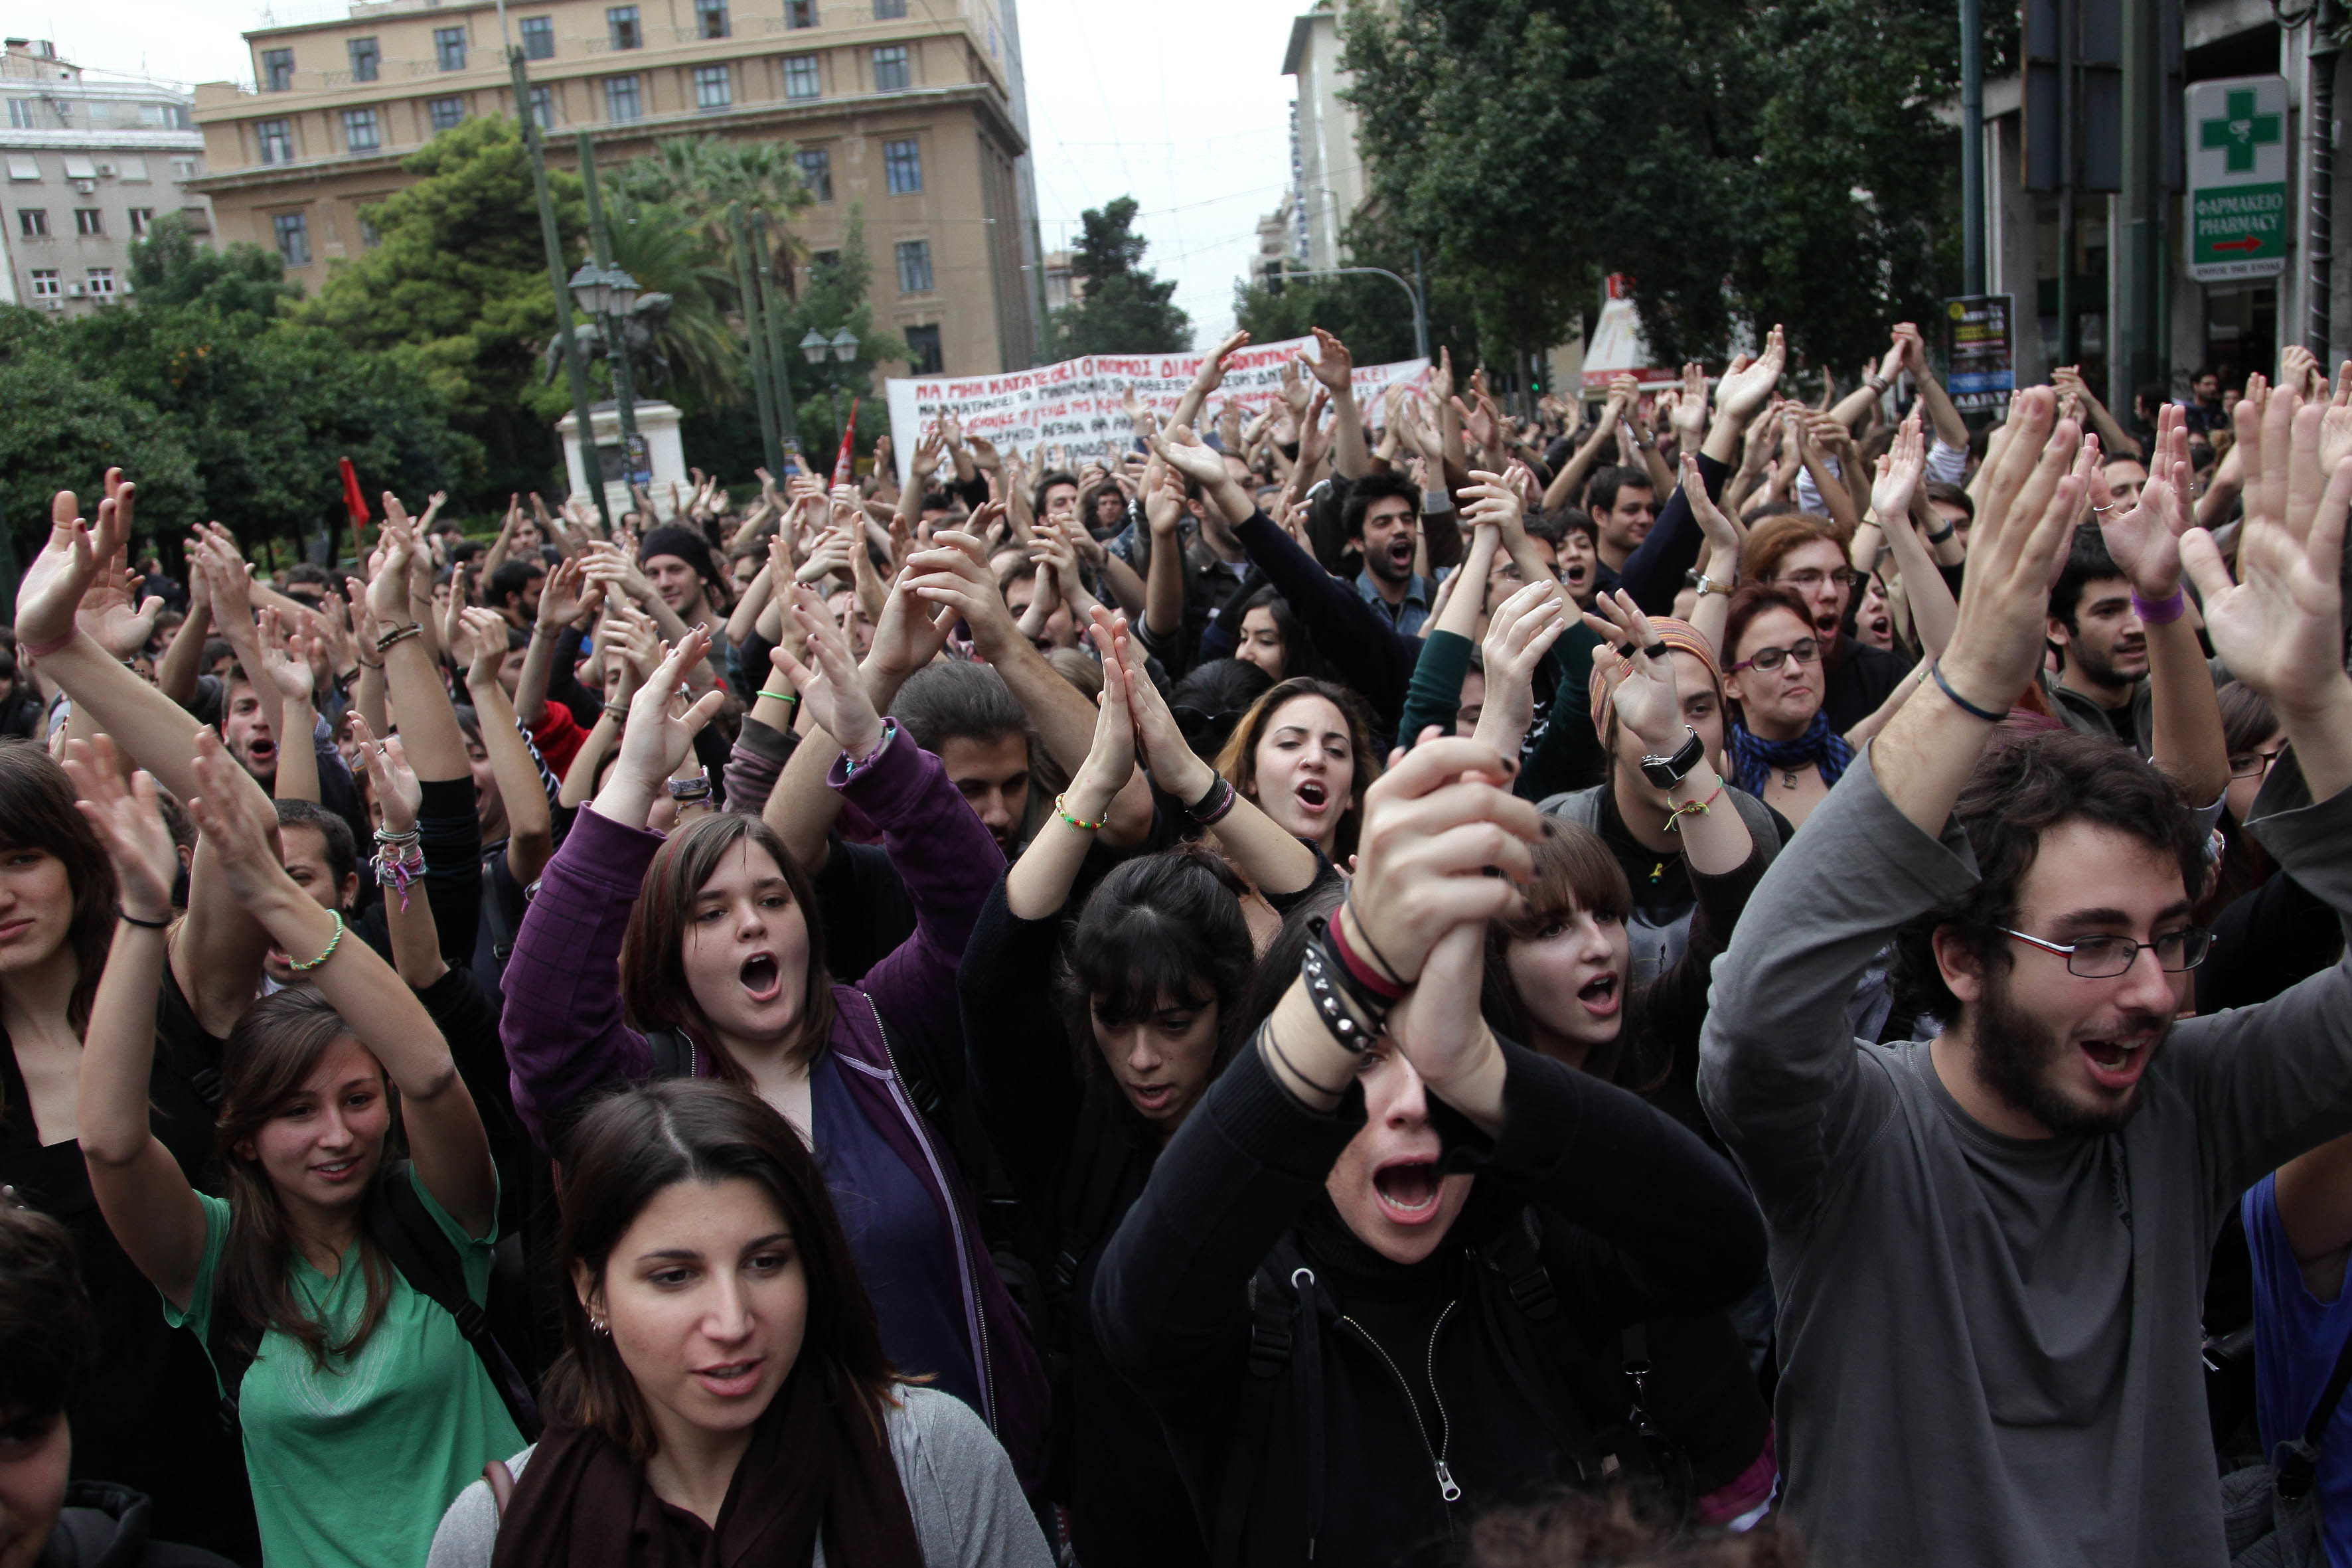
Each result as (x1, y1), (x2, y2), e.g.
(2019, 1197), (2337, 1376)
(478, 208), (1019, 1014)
(498, 726), (1050, 1494)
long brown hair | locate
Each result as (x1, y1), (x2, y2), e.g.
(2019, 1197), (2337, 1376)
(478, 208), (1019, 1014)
(0, 740), (116, 1034)
(212, 988), (397, 1371)
(620, 813), (835, 1079)
(1212, 676), (1382, 857)
(1481, 823), (1661, 1088)
(544, 1079), (897, 1458)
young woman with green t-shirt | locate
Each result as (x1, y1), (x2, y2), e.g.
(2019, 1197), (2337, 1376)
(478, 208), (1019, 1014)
(68, 732), (519, 1568)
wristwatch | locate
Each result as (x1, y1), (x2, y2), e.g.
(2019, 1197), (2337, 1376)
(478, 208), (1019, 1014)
(1686, 570), (1734, 597)
(1639, 726), (1706, 791)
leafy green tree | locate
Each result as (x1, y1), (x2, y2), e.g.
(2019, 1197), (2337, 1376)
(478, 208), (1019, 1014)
(603, 193), (744, 407)
(127, 213), (301, 321)
(1044, 196), (1190, 356)
(1342, 0), (1974, 376)
(611, 134), (812, 270)
(301, 116), (586, 498)
(777, 210), (907, 463)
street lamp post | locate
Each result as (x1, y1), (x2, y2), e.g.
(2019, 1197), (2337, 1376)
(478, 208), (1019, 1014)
(573, 133), (642, 510)
(1277, 263), (1429, 365)
(799, 325), (860, 462)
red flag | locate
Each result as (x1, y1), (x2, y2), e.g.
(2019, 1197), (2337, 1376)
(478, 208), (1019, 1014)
(338, 457), (369, 526)
(831, 396), (860, 487)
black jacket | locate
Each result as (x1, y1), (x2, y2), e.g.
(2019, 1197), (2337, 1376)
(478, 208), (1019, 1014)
(37, 1482), (238, 1568)
(1091, 1034), (1768, 1566)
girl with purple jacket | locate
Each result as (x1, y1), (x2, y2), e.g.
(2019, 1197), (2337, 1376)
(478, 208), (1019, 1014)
(499, 603), (1050, 1498)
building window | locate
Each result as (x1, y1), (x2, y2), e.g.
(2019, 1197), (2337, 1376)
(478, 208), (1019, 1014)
(813, 248), (839, 269)
(272, 211), (311, 267)
(74, 208), (102, 236)
(696, 0), (730, 38)
(603, 75), (642, 121)
(785, 0), (817, 25)
(120, 155), (150, 183)
(782, 54), (820, 99)
(128, 207), (155, 236)
(795, 147), (831, 201)
(86, 267), (114, 297)
(29, 268), (57, 297)
(520, 16), (556, 58)
(873, 0), (906, 14)
(894, 238), (931, 294)
(348, 37), (379, 82)
(528, 84), (558, 129)
(607, 7), (642, 49)
(171, 155), (199, 180)
(359, 212), (380, 248)
(903, 323), (941, 375)
(872, 44), (909, 92)
(7, 100), (36, 129)
(882, 137), (920, 193)
(18, 208), (47, 238)
(429, 96), (466, 131)
(258, 119), (294, 165)
(693, 65), (732, 110)
(342, 107), (380, 151)
(434, 27), (467, 71)
(5, 155), (35, 180)
(262, 48), (295, 91)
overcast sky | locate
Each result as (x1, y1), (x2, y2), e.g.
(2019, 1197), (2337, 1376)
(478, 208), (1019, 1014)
(39, 0), (1298, 347)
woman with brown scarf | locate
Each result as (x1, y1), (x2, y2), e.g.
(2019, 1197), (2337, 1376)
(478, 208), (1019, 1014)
(427, 1079), (1050, 1568)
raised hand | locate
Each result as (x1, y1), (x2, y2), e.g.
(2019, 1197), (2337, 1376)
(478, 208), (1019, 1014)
(1579, 591), (1679, 751)
(1870, 411), (1928, 524)
(347, 713), (421, 836)
(451, 604), (514, 678)
(2317, 360), (2352, 476)
(1341, 737), (1541, 987)
(2181, 388), (2352, 720)
(1063, 615), (1138, 817)
(1194, 329), (1250, 398)
(258, 608), (317, 708)
(775, 584), (884, 757)
(1714, 324), (1787, 424)
(1476, 579), (1569, 751)
(535, 556), (600, 631)
(2093, 403), (2194, 597)
(62, 736), (177, 921)
(1938, 388), (2088, 714)
(1669, 362), (1710, 444)
(185, 729), (297, 910)
(598, 627), (727, 826)
(1304, 327), (1355, 394)
(16, 490), (108, 653)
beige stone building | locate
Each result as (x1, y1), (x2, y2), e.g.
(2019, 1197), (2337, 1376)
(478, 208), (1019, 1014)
(187, 0), (1044, 376)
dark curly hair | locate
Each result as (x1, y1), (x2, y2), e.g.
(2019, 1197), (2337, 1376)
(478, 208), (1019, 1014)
(1891, 730), (2207, 1020)
(0, 1200), (98, 1421)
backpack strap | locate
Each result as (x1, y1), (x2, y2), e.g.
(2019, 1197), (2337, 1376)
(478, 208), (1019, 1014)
(2275, 1312), (2352, 1500)
(1052, 1104), (1135, 1300)
(1212, 1258), (1305, 1568)
(204, 1315), (258, 1439)
(1481, 1206), (1660, 1491)
(367, 1164), (544, 1441)
(643, 1028), (697, 1081)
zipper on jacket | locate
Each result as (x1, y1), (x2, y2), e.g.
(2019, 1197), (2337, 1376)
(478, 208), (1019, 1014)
(866, 993), (1000, 1435)
(1340, 1299), (1462, 1503)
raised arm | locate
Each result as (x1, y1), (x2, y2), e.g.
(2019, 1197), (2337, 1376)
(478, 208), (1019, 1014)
(1470, 580), (1569, 763)
(2096, 403), (2229, 804)
(1894, 323), (1971, 455)
(256, 609), (322, 804)
(455, 607), (554, 886)
(513, 558), (599, 730)
(189, 732), (498, 1237)
(1170, 331), (1248, 437)
(65, 740), (212, 1311)
(1004, 617), (1137, 919)
(1582, 591), (1752, 876)
(1304, 329), (1368, 481)
(1869, 413), (1956, 662)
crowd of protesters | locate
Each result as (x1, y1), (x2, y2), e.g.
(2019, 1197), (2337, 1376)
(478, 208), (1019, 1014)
(2, 315), (2351, 1568)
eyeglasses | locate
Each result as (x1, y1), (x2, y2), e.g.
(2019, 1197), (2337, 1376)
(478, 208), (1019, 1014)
(1999, 926), (2213, 977)
(1773, 568), (1858, 592)
(2229, 744), (2288, 779)
(1728, 639), (1821, 674)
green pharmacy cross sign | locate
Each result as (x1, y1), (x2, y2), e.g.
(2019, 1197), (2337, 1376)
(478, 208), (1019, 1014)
(2185, 76), (2288, 282)
(2198, 90), (2281, 174)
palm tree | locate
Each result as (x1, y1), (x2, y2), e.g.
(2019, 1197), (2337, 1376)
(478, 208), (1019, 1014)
(613, 134), (812, 281)
(602, 194), (744, 406)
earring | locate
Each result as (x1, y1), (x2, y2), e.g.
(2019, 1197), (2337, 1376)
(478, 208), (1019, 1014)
(588, 1314), (611, 1337)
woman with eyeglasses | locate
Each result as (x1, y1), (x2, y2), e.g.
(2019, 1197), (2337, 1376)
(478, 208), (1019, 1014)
(1744, 514), (1913, 734)
(1720, 586), (1845, 828)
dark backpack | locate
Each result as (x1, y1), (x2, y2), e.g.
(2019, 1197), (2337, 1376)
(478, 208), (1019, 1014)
(205, 1161), (542, 1443)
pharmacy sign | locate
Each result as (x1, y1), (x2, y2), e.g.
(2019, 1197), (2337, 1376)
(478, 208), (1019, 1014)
(2186, 76), (2288, 282)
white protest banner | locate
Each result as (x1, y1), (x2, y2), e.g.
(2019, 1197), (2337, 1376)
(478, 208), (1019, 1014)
(884, 335), (1429, 489)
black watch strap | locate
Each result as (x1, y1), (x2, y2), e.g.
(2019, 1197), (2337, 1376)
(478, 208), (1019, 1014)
(1639, 727), (1705, 791)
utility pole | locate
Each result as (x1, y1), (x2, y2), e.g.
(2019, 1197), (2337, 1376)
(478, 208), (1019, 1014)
(2116, 0), (2164, 412)
(575, 132), (640, 495)
(507, 47), (606, 530)
(1961, 0), (1987, 293)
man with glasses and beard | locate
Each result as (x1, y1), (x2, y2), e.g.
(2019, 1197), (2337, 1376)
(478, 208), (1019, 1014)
(1699, 386), (2352, 1568)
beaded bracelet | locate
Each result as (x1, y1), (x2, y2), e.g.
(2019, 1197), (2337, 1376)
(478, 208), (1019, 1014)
(286, 910), (346, 973)
(1054, 792), (1107, 833)
(373, 841), (425, 911)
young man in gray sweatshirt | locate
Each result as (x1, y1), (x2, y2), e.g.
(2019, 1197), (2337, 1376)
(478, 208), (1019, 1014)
(1699, 383), (2352, 1567)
